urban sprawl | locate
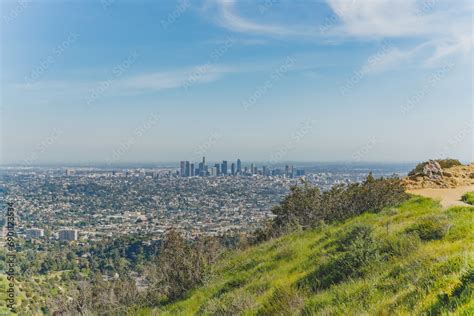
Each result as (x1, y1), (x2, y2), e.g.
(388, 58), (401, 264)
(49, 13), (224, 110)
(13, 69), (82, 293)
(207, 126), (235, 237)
(0, 159), (401, 244)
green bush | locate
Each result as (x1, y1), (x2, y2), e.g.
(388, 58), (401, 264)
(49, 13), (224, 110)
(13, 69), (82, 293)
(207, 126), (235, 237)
(213, 277), (247, 298)
(335, 223), (373, 251)
(436, 159), (462, 169)
(378, 234), (421, 258)
(271, 174), (408, 235)
(198, 289), (255, 315)
(405, 216), (449, 241)
(299, 225), (380, 292)
(461, 192), (474, 205)
(258, 286), (304, 316)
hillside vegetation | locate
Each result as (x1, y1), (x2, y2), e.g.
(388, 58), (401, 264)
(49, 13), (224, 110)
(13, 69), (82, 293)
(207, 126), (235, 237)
(462, 192), (474, 205)
(158, 197), (474, 315)
(4, 173), (473, 315)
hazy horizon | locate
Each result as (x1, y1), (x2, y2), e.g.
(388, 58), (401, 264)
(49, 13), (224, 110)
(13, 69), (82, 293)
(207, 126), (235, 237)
(1, 0), (472, 164)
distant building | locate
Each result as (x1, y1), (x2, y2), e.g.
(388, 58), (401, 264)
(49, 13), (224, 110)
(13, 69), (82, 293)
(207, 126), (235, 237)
(199, 157), (207, 176)
(221, 161), (228, 175)
(180, 161), (186, 177)
(185, 161), (191, 177)
(296, 169), (305, 176)
(25, 228), (44, 239)
(65, 169), (75, 176)
(231, 163), (236, 175)
(59, 229), (78, 241)
(214, 163), (221, 176)
(210, 166), (217, 177)
(190, 163), (195, 176)
(285, 165), (294, 178)
(237, 159), (242, 174)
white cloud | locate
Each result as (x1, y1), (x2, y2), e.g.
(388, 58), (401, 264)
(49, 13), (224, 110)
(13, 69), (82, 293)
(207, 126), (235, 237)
(117, 65), (234, 91)
(9, 64), (236, 99)
(211, 0), (291, 36)
(327, 0), (433, 37)
(206, 0), (473, 69)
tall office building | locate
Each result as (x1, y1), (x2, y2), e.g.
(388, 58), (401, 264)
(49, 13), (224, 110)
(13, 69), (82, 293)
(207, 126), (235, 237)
(250, 163), (255, 175)
(285, 164), (294, 178)
(180, 161), (186, 177)
(231, 163), (236, 175)
(221, 161), (228, 175)
(210, 166), (217, 177)
(237, 159), (242, 174)
(263, 165), (268, 176)
(214, 163), (221, 176)
(190, 163), (195, 176)
(185, 161), (191, 177)
(199, 156), (207, 176)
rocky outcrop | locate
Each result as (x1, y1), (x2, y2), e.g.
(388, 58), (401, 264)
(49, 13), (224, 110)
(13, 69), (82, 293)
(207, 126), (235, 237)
(403, 161), (474, 189)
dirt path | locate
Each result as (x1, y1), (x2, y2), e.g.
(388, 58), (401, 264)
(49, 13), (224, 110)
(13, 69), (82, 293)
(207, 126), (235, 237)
(407, 185), (474, 208)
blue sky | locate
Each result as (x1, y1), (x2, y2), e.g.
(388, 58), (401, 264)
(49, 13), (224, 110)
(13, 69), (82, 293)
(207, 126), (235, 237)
(1, 0), (472, 164)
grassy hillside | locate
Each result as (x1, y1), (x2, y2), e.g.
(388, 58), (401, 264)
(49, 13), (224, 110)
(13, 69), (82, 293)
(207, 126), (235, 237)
(157, 196), (473, 315)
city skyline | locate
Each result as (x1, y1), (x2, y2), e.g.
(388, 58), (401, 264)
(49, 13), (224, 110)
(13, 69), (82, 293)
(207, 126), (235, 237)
(1, 0), (472, 164)
(178, 156), (304, 177)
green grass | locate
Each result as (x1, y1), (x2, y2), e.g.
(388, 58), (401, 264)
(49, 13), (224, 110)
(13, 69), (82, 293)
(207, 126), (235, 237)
(462, 192), (474, 205)
(152, 196), (474, 315)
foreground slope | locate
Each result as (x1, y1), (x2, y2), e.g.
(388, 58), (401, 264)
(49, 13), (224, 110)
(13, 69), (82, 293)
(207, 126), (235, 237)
(157, 197), (473, 315)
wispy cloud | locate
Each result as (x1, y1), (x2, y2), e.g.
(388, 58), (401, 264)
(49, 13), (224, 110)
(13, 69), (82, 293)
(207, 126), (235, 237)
(9, 64), (237, 100)
(118, 64), (234, 91)
(212, 0), (291, 36)
(206, 0), (473, 69)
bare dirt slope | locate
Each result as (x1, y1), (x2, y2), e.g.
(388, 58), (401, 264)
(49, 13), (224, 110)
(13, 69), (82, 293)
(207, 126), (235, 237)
(407, 185), (474, 208)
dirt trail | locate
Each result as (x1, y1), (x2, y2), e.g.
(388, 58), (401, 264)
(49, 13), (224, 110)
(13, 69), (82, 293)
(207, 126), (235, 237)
(407, 185), (474, 208)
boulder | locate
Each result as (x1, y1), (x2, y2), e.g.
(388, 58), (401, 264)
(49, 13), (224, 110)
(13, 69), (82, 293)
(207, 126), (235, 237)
(421, 160), (443, 179)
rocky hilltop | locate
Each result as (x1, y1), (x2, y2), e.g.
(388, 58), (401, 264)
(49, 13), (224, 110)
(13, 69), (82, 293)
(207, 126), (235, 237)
(403, 159), (474, 189)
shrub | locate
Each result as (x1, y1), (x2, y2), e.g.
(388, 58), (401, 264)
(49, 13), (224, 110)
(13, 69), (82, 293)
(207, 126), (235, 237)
(273, 247), (296, 261)
(405, 216), (449, 241)
(258, 286), (304, 316)
(461, 192), (474, 205)
(198, 289), (255, 315)
(436, 159), (462, 169)
(378, 234), (421, 258)
(299, 225), (380, 292)
(335, 223), (373, 251)
(145, 230), (222, 302)
(271, 174), (409, 235)
(213, 277), (247, 298)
